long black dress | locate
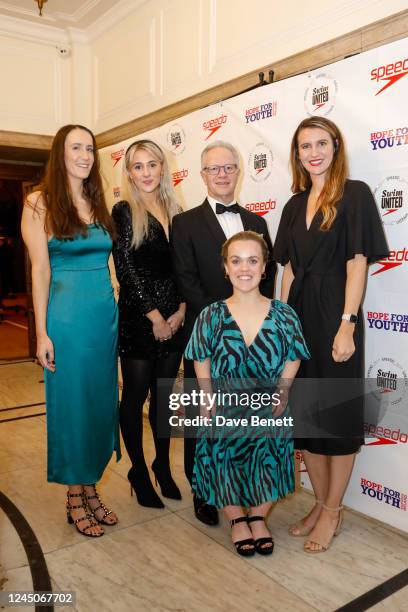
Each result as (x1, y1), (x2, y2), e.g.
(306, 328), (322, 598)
(112, 200), (183, 358)
(274, 180), (389, 455)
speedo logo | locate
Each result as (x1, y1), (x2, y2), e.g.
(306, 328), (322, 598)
(371, 58), (408, 95)
(172, 168), (188, 187)
(295, 450), (307, 472)
(364, 423), (408, 445)
(245, 198), (276, 217)
(371, 248), (408, 275)
(111, 148), (125, 167)
(202, 113), (227, 140)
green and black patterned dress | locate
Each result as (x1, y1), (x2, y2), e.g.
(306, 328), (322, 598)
(185, 300), (310, 508)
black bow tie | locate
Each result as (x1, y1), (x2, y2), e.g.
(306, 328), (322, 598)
(216, 202), (240, 215)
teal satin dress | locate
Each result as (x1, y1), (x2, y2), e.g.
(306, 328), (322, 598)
(45, 224), (120, 484)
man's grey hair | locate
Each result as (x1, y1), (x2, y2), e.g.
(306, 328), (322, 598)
(201, 140), (240, 168)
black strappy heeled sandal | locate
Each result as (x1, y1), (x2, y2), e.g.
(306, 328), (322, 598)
(247, 515), (274, 555)
(66, 491), (104, 537)
(83, 485), (118, 526)
(230, 516), (255, 557)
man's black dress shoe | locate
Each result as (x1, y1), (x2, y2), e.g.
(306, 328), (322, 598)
(193, 494), (219, 526)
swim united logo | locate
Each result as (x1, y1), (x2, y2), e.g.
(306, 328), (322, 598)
(304, 73), (338, 116)
(248, 143), (273, 182)
(167, 124), (186, 155)
(374, 176), (408, 226)
(367, 356), (408, 407)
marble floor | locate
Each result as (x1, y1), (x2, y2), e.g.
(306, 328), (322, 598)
(0, 361), (407, 612)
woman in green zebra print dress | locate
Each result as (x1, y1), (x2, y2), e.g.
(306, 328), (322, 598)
(185, 231), (310, 556)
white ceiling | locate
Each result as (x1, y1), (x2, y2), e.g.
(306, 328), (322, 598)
(0, 0), (124, 30)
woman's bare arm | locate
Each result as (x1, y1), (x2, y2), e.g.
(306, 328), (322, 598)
(280, 262), (294, 303)
(21, 194), (55, 371)
(193, 358), (215, 417)
(273, 358), (301, 417)
(332, 254), (367, 363)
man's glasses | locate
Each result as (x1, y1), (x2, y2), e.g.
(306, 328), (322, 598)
(202, 164), (238, 175)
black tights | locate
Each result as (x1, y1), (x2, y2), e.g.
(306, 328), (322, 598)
(120, 352), (181, 472)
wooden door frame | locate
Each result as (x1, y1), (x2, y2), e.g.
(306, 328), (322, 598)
(0, 164), (45, 359)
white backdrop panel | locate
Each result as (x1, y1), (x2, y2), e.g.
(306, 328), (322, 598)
(100, 36), (408, 532)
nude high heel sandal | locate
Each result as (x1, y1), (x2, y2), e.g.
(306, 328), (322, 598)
(304, 504), (344, 553)
(288, 499), (324, 537)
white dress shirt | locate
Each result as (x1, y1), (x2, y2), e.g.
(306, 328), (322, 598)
(207, 196), (244, 239)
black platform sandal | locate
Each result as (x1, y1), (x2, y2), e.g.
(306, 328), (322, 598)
(66, 491), (104, 537)
(230, 516), (255, 557)
(247, 515), (274, 555)
(83, 485), (118, 526)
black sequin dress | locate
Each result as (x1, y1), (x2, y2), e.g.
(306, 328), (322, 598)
(112, 200), (183, 359)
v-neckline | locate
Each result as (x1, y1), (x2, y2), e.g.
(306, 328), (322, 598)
(147, 211), (169, 242)
(305, 193), (320, 232)
(224, 300), (272, 349)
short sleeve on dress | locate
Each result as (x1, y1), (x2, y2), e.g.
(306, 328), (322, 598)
(279, 302), (310, 362)
(345, 181), (389, 264)
(274, 197), (296, 265)
(184, 305), (213, 362)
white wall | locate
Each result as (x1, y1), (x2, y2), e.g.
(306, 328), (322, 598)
(90, 0), (408, 134)
(0, 23), (72, 134)
(0, 0), (406, 136)
(0, 14), (91, 135)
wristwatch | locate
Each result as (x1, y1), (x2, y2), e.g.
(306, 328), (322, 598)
(341, 313), (358, 323)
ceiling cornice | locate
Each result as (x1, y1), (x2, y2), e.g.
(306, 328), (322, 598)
(66, 27), (89, 45)
(0, 0), (58, 23)
(0, 0), (149, 46)
(86, 0), (148, 42)
(0, 0), (102, 25)
(53, 0), (102, 24)
(0, 13), (68, 46)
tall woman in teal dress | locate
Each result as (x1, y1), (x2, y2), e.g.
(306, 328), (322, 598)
(185, 231), (309, 556)
(21, 125), (120, 538)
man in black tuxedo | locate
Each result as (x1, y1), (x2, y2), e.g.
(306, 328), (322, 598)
(171, 140), (276, 526)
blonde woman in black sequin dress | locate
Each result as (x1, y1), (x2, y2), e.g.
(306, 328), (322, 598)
(112, 140), (185, 507)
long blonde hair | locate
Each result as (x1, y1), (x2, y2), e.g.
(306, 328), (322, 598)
(121, 139), (180, 248)
(290, 116), (348, 231)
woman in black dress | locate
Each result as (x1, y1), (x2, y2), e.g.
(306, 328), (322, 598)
(112, 140), (185, 508)
(274, 116), (388, 553)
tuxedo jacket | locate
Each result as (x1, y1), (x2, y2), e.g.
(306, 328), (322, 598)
(170, 198), (276, 344)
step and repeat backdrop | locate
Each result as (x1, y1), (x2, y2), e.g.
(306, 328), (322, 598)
(100, 36), (408, 531)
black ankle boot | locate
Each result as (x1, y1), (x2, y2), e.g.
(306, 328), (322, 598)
(151, 459), (182, 500)
(128, 467), (164, 508)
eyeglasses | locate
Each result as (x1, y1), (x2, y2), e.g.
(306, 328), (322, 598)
(202, 164), (238, 175)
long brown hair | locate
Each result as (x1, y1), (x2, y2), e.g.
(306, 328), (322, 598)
(35, 124), (114, 239)
(290, 116), (348, 231)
